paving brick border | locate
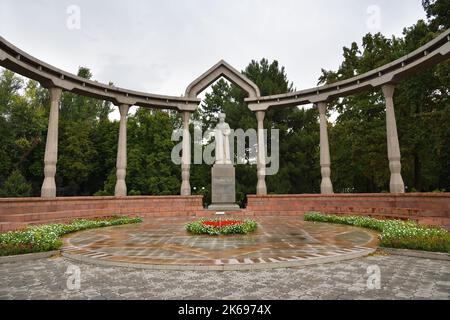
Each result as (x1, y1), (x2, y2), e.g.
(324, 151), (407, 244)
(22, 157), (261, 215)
(0, 250), (60, 264)
(381, 247), (450, 261)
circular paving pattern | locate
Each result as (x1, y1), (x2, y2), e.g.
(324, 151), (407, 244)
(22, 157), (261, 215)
(62, 216), (379, 270)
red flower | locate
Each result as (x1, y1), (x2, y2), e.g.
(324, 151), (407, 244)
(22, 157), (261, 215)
(202, 220), (242, 228)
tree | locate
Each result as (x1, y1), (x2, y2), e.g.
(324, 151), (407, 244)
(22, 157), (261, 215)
(57, 67), (113, 195)
(0, 170), (32, 197)
(422, 0), (450, 31)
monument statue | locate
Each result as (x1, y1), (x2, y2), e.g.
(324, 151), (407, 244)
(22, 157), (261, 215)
(214, 113), (232, 165)
(208, 113), (239, 210)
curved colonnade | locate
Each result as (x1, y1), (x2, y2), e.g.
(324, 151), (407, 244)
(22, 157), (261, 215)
(0, 29), (449, 198)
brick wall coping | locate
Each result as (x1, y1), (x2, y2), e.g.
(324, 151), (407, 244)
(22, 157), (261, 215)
(247, 193), (450, 199)
(0, 195), (203, 203)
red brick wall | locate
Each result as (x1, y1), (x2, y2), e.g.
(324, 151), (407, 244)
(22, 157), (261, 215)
(246, 194), (450, 229)
(0, 196), (204, 232)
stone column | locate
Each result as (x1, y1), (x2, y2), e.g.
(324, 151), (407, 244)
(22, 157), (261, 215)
(256, 111), (267, 195)
(317, 102), (334, 194)
(114, 104), (130, 197)
(41, 87), (62, 198)
(382, 85), (405, 193)
(180, 111), (191, 196)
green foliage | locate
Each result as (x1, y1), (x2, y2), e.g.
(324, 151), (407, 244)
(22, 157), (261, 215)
(304, 212), (450, 253)
(186, 219), (258, 236)
(0, 216), (142, 256)
(0, 169), (32, 197)
(422, 0), (450, 31)
(128, 189), (141, 196)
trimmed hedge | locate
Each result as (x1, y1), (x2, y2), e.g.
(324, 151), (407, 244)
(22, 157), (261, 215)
(304, 212), (450, 253)
(0, 216), (142, 256)
(186, 219), (258, 235)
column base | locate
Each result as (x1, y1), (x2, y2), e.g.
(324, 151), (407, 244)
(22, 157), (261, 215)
(41, 178), (56, 198)
(115, 180), (127, 197)
(180, 183), (191, 196)
(320, 179), (334, 195)
(256, 182), (267, 195)
(390, 174), (405, 193)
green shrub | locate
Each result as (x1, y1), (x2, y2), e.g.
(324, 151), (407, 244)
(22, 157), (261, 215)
(0, 216), (142, 256)
(186, 219), (258, 236)
(304, 212), (450, 253)
(93, 190), (111, 196)
(0, 170), (32, 197)
(128, 190), (142, 196)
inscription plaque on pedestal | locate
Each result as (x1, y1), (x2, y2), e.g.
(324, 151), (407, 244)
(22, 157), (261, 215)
(208, 164), (240, 210)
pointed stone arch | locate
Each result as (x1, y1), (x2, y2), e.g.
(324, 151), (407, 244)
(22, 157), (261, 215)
(185, 60), (261, 99)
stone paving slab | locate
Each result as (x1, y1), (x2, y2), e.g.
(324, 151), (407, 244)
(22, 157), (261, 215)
(0, 255), (448, 300)
(61, 217), (379, 270)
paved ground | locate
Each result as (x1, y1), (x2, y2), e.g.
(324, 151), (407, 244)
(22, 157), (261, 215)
(62, 217), (378, 270)
(0, 254), (448, 300)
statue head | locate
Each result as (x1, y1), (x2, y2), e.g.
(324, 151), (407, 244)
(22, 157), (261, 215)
(219, 113), (226, 123)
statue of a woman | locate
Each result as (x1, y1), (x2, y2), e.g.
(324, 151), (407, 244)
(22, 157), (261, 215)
(214, 113), (232, 165)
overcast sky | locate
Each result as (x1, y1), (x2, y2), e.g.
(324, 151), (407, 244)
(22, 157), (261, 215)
(1, 0), (426, 118)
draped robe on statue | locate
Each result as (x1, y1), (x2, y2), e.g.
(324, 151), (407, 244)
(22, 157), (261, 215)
(215, 122), (232, 165)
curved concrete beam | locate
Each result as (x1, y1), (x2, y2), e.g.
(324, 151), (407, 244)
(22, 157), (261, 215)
(185, 59), (260, 98)
(0, 36), (200, 111)
(1, 29), (449, 112)
(246, 29), (450, 111)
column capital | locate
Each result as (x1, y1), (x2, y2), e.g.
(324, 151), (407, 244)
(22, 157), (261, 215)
(316, 101), (327, 115)
(118, 104), (130, 117)
(48, 86), (62, 102)
(255, 110), (265, 122)
(182, 110), (191, 124)
(382, 84), (396, 99)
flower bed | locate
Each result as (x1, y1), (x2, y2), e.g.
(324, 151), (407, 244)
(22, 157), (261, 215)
(0, 216), (142, 256)
(304, 212), (450, 253)
(186, 219), (258, 235)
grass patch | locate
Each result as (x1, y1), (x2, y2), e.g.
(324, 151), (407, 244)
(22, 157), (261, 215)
(0, 216), (142, 256)
(304, 212), (450, 253)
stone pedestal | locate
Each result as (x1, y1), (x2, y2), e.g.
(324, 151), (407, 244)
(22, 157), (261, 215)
(208, 164), (240, 210)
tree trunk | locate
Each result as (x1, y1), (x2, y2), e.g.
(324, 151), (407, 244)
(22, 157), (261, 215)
(414, 152), (422, 191)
